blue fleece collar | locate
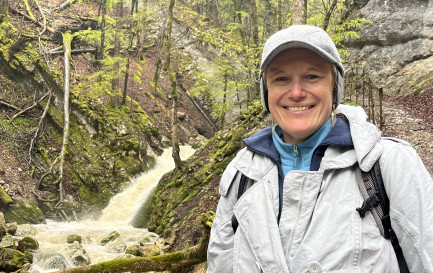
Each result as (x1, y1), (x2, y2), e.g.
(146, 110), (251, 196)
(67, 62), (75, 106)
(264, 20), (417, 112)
(242, 117), (353, 223)
(273, 119), (332, 174)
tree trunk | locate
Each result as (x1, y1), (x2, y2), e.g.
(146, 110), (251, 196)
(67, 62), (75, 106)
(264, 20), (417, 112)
(165, 0), (182, 169)
(322, 0), (338, 31)
(122, 33), (135, 105)
(277, 0), (282, 29)
(111, 0), (124, 106)
(98, 0), (107, 66)
(55, 32), (73, 207)
(250, 0), (260, 96)
(292, 0), (307, 25)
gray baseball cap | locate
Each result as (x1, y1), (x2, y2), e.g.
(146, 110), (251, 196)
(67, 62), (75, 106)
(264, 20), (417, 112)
(260, 25), (345, 112)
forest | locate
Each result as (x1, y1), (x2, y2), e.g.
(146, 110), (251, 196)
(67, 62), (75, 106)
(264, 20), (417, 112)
(0, 0), (432, 272)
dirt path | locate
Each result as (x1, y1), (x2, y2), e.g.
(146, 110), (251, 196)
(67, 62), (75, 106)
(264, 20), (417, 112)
(382, 99), (433, 177)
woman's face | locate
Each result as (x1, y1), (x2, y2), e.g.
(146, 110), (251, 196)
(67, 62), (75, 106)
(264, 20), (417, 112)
(265, 48), (334, 144)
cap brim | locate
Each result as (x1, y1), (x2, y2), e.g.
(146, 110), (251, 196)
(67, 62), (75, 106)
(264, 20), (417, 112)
(260, 41), (343, 76)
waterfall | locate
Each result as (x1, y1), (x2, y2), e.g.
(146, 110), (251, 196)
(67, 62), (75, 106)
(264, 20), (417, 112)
(98, 146), (196, 224)
(24, 146), (195, 273)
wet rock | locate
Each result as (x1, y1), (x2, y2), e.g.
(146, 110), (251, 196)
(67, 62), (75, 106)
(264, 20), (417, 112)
(35, 252), (70, 271)
(100, 231), (120, 246)
(125, 243), (160, 257)
(0, 248), (25, 271)
(140, 243), (160, 257)
(163, 229), (175, 246)
(66, 234), (82, 244)
(125, 244), (141, 256)
(0, 221), (6, 239)
(0, 234), (15, 248)
(68, 241), (91, 267)
(111, 242), (127, 253)
(15, 224), (38, 237)
(3, 197), (45, 225)
(17, 236), (39, 252)
(6, 222), (17, 235)
(0, 186), (13, 207)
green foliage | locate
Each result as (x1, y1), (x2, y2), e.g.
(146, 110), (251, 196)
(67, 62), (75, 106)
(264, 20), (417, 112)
(140, 102), (268, 237)
(329, 18), (373, 59)
(306, 0), (373, 60)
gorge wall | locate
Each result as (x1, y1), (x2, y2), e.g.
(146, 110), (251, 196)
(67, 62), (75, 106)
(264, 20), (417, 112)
(346, 0), (433, 95)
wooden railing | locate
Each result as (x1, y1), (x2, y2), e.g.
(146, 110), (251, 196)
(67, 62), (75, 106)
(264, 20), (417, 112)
(344, 68), (384, 131)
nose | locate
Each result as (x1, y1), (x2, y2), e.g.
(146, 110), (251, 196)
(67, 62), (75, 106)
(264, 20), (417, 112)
(289, 78), (304, 99)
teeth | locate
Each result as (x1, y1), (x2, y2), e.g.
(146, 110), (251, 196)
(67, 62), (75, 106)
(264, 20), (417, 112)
(288, 106), (310, 111)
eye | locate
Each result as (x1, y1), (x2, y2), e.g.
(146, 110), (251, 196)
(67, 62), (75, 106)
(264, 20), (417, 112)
(275, 76), (289, 82)
(305, 74), (319, 80)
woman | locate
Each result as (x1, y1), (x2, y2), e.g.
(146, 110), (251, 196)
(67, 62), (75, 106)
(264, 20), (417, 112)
(206, 25), (433, 273)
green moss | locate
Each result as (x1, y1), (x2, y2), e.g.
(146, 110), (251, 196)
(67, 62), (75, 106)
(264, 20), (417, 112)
(3, 199), (46, 225)
(138, 102), (268, 243)
(0, 248), (25, 271)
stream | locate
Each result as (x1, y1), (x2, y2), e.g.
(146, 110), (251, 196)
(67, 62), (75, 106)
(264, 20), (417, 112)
(19, 146), (196, 273)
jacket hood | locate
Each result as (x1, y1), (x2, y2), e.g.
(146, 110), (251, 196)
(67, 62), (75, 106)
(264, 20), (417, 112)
(333, 104), (383, 171)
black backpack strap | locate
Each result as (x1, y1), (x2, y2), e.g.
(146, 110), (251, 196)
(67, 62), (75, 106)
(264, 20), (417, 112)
(231, 173), (256, 234)
(356, 161), (410, 273)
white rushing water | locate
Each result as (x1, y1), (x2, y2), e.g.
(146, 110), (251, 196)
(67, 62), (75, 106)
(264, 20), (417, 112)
(24, 146), (196, 273)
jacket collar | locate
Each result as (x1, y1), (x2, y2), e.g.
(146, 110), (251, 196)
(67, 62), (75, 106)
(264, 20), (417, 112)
(242, 105), (383, 172)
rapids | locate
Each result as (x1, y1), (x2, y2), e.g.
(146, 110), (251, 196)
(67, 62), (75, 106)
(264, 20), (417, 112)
(21, 146), (195, 273)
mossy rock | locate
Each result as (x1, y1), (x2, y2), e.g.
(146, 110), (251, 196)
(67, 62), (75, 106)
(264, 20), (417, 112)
(66, 234), (82, 244)
(17, 236), (39, 252)
(3, 198), (46, 225)
(0, 187), (13, 207)
(0, 248), (25, 271)
(100, 231), (120, 246)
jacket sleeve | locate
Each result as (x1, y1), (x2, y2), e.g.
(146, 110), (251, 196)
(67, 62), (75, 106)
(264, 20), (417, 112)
(206, 150), (244, 273)
(380, 138), (433, 272)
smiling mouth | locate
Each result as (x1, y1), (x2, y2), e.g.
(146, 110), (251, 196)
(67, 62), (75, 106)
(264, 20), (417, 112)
(285, 106), (314, 111)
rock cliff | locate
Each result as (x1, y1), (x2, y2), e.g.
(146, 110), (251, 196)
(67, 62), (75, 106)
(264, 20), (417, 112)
(347, 0), (433, 95)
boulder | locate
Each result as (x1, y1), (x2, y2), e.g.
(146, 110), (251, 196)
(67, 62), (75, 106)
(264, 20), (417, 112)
(0, 186), (13, 207)
(17, 236), (39, 252)
(125, 244), (141, 256)
(68, 241), (91, 267)
(124, 243), (160, 257)
(66, 234), (82, 244)
(36, 252), (69, 271)
(0, 248), (25, 271)
(111, 242), (127, 253)
(0, 234), (15, 248)
(100, 231), (120, 246)
(3, 198), (46, 225)
(0, 221), (6, 239)
(140, 243), (160, 257)
(6, 222), (17, 235)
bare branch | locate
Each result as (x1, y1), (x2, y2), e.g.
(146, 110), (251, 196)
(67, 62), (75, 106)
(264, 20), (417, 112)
(10, 7), (55, 33)
(29, 90), (52, 164)
(11, 91), (49, 120)
(0, 99), (22, 111)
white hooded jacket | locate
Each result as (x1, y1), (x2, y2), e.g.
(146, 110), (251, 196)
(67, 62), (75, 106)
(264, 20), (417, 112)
(207, 105), (433, 273)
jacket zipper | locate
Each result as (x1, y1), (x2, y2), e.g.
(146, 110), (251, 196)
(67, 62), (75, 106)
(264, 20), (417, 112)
(293, 144), (298, 168)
